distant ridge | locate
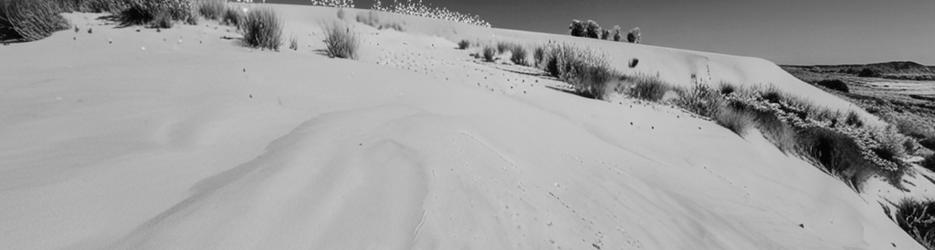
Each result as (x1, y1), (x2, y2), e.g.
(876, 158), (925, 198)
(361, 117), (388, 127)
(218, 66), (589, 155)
(781, 61), (935, 81)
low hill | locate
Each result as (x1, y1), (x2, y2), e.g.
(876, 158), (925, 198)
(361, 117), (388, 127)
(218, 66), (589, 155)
(782, 61), (935, 80)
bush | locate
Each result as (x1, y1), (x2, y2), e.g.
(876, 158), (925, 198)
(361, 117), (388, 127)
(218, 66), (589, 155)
(844, 111), (863, 127)
(893, 199), (935, 249)
(922, 155), (935, 172)
(601, 29), (610, 40)
(815, 79), (849, 92)
(569, 19), (584, 37)
(714, 107), (753, 136)
(510, 45), (528, 66)
(625, 74), (669, 101)
(496, 41), (512, 54)
(288, 35), (297, 51)
(196, 0), (225, 20)
(612, 25), (622, 41)
(533, 46), (545, 66)
(675, 82), (722, 118)
(541, 43), (619, 98)
(242, 7), (282, 50)
(627, 27), (641, 43)
(151, 9), (173, 28)
(221, 6), (243, 28)
(118, 0), (194, 27)
(795, 127), (903, 190)
(0, 0), (69, 41)
(584, 20), (601, 39)
(322, 21), (358, 59)
(457, 39), (470, 50)
(482, 46), (496, 62)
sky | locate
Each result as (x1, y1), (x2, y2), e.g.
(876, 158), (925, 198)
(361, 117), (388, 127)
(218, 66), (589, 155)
(271, 0), (935, 65)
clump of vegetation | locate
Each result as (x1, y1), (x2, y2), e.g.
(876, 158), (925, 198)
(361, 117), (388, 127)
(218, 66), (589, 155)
(538, 43), (619, 98)
(858, 68), (880, 78)
(242, 7), (282, 50)
(288, 35), (298, 51)
(893, 199), (935, 249)
(921, 154), (935, 172)
(118, 0), (194, 27)
(496, 41), (513, 54)
(481, 46), (496, 62)
(714, 108), (753, 136)
(322, 21), (358, 59)
(533, 46), (545, 67)
(0, 0), (70, 41)
(355, 11), (404, 31)
(457, 39), (470, 50)
(814, 79), (849, 92)
(509, 45), (528, 66)
(569, 19), (585, 37)
(151, 9), (173, 28)
(221, 6), (244, 28)
(611, 25), (622, 41)
(196, 0), (226, 20)
(627, 27), (641, 43)
(624, 74), (670, 101)
(584, 20), (601, 39)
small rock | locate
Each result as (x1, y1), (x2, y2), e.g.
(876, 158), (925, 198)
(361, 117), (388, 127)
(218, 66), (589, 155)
(87, 28), (92, 34)
(798, 224), (804, 228)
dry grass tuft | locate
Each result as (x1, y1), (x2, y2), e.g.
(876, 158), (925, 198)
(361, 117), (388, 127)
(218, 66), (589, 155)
(322, 21), (359, 59)
(242, 7), (282, 50)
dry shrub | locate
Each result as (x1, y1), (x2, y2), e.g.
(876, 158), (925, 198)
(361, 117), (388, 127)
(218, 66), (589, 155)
(625, 74), (670, 101)
(893, 199), (935, 249)
(482, 45), (496, 62)
(457, 39), (470, 50)
(118, 0), (194, 27)
(0, 0), (69, 41)
(539, 43), (618, 99)
(509, 45), (528, 66)
(322, 21), (359, 59)
(196, 0), (225, 20)
(221, 6), (243, 28)
(242, 7), (282, 50)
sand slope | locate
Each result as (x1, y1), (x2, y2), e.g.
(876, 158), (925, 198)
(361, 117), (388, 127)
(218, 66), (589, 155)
(0, 5), (920, 249)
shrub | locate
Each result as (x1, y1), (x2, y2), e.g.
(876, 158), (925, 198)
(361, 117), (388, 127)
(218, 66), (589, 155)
(541, 43), (618, 98)
(482, 46), (496, 62)
(510, 45), (528, 66)
(715, 107), (753, 136)
(844, 111), (863, 127)
(221, 6), (243, 28)
(151, 9), (173, 28)
(457, 39), (470, 50)
(627, 27), (641, 43)
(118, 0), (194, 27)
(815, 79), (849, 92)
(196, 0), (225, 20)
(0, 0), (69, 41)
(584, 20), (601, 39)
(601, 29), (610, 40)
(675, 82), (721, 118)
(496, 41), (512, 54)
(322, 21), (358, 59)
(795, 127), (904, 190)
(242, 7), (282, 50)
(922, 155), (935, 172)
(533, 46), (545, 66)
(612, 25), (622, 41)
(893, 199), (935, 249)
(625, 74), (669, 101)
(288, 35), (297, 50)
(569, 19), (584, 37)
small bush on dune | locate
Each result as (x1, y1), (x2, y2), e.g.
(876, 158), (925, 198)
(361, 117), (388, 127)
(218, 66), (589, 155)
(584, 20), (601, 39)
(457, 39), (469, 50)
(322, 21), (358, 59)
(625, 74), (670, 101)
(221, 6), (243, 28)
(496, 41), (512, 54)
(510, 45), (528, 66)
(675, 82), (722, 117)
(482, 46), (496, 62)
(569, 19), (584, 37)
(533, 46), (545, 66)
(0, 0), (69, 41)
(714, 107), (753, 136)
(196, 0), (225, 20)
(627, 27), (641, 43)
(242, 7), (282, 50)
(151, 9), (173, 28)
(288, 35), (297, 50)
(815, 79), (849, 92)
(540, 43), (619, 98)
(893, 199), (935, 249)
(118, 0), (194, 27)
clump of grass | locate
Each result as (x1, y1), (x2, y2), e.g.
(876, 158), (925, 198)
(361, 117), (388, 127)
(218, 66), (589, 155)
(496, 41), (512, 54)
(151, 9), (173, 29)
(893, 199), (935, 249)
(539, 43), (619, 99)
(533, 46), (545, 66)
(322, 21), (359, 59)
(624, 74), (670, 101)
(675, 82), (721, 117)
(714, 108), (753, 136)
(288, 35), (297, 51)
(482, 46), (496, 62)
(118, 0), (194, 27)
(221, 6), (244, 28)
(922, 154), (935, 172)
(0, 0), (70, 41)
(196, 0), (226, 20)
(242, 7), (282, 50)
(457, 39), (470, 50)
(509, 45), (528, 66)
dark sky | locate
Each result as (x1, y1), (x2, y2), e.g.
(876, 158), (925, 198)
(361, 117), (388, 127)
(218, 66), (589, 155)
(270, 0), (935, 65)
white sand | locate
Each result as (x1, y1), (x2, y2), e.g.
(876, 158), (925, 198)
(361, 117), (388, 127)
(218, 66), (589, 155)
(0, 4), (920, 249)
